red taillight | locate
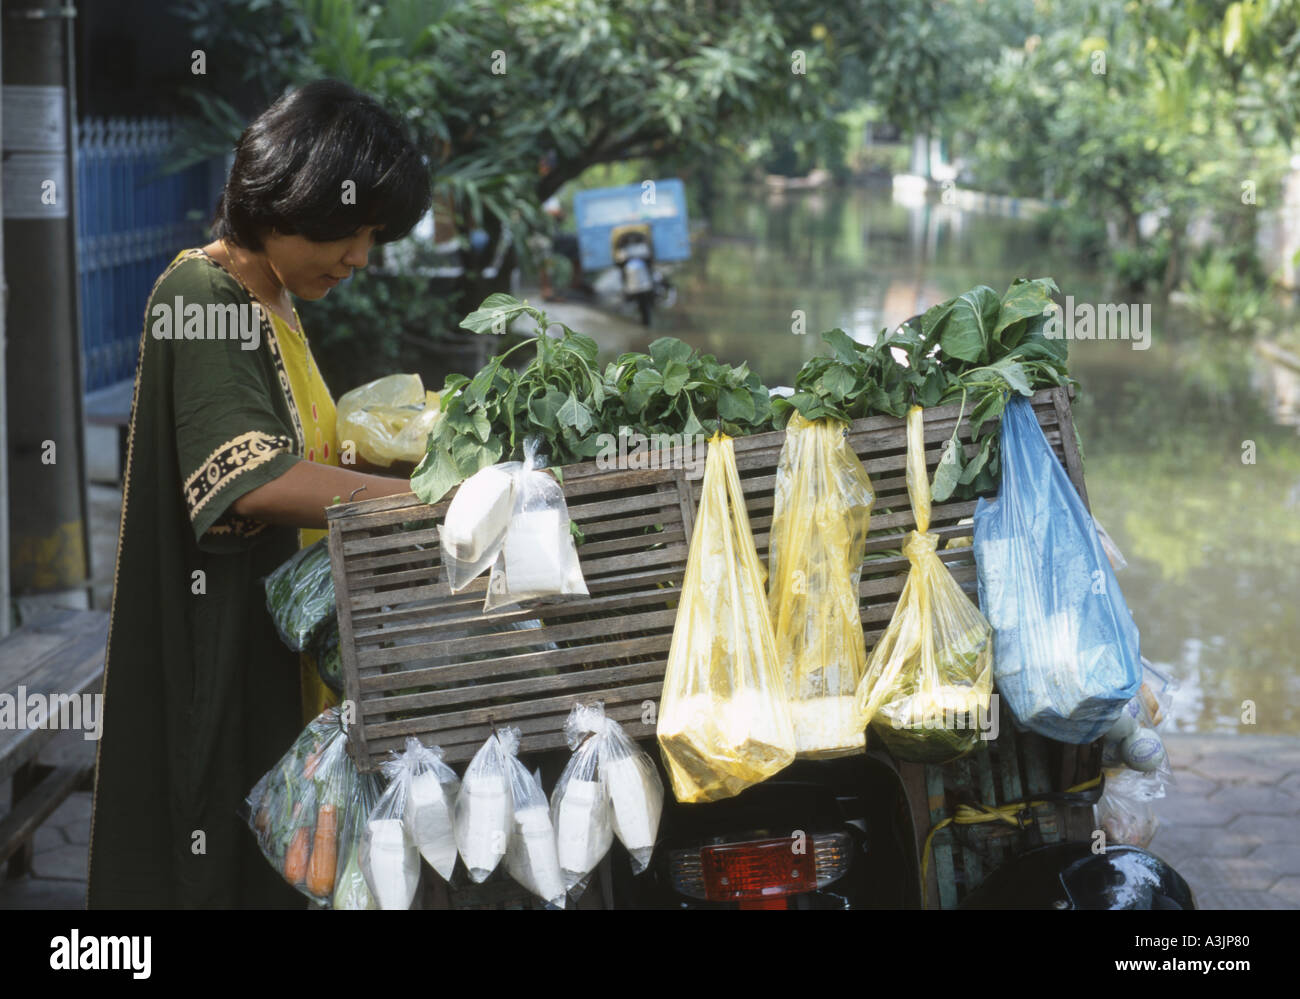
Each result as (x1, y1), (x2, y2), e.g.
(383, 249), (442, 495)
(699, 838), (818, 901)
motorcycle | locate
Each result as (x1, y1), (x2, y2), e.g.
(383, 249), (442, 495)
(573, 179), (690, 327)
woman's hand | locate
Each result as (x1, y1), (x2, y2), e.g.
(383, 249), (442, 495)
(230, 458), (413, 530)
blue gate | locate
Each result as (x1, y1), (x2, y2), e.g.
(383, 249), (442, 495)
(76, 118), (218, 392)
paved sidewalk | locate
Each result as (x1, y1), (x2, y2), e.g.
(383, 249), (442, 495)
(1144, 733), (1300, 909)
(1, 733), (1296, 908)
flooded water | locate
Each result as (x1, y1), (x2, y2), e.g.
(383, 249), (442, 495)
(619, 184), (1300, 735)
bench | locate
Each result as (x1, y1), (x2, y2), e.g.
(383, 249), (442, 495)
(84, 379), (134, 483)
(0, 608), (109, 878)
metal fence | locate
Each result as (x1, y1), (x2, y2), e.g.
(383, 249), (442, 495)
(76, 117), (216, 392)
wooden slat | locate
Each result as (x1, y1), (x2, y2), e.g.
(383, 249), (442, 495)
(328, 389), (1094, 789)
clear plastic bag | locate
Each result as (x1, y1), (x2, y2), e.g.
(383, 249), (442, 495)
(336, 373), (442, 467)
(439, 438), (588, 609)
(768, 412), (876, 758)
(484, 439), (588, 611)
(495, 729), (566, 907)
(1095, 769), (1160, 848)
(333, 772), (383, 910)
(440, 463), (518, 590)
(595, 708), (663, 874)
(454, 730), (515, 883)
(361, 750), (422, 910)
(264, 539), (336, 652)
(245, 707), (359, 905)
(974, 396), (1142, 743)
(403, 738), (461, 881)
(657, 433), (796, 803)
(853, 407), (994, 764)
(550, 705), (614, 893)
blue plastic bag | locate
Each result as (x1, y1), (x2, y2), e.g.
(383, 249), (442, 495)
(973, 397), (1141, 743)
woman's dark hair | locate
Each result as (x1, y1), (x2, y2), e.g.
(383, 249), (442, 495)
(212, 79), (430, 250)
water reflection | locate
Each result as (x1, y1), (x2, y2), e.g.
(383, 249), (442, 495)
(649, 185), (1300, 734)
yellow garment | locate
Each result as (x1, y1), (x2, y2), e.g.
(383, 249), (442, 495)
(269, 309), (341, 723)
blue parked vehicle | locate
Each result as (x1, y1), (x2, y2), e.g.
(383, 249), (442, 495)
(573, 179), (690, 325)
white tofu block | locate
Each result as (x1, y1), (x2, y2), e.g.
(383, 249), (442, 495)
(406, 771), (457, 880)
(502, 508), (565, 595)
(457, 774), (510, 880)
(555, 779), (609, 876)
(604, 755), (662, 855)
(364, 818), (419, 910)
(442, 466), (515, 563)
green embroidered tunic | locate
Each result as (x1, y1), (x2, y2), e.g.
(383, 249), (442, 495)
(87, 250), (310, 908)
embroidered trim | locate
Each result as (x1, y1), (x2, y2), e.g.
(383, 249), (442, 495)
(195, 249), (306, 455)
(205, 514), (271, 539)
(183, 430), (296, 522)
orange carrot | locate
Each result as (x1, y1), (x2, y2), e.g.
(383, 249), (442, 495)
(284, 826), (311, 885)
(305, 805), (338, 897)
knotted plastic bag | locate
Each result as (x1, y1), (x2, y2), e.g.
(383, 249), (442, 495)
(657, 433), (796, 803)
(853, 407), (994, 764)
(264, 539), (335, 652)
(504, 762), (567, 908)
(336, 372), (442, 467)
(595, 707), (663, 874)
(333, 771), (382, 910)
(485, 439), (588, 611)
(768, 412), (875, 758)
(973, 396), (1141, 743)
(245, 707), (360, 904)
(402, 739), (461, 881)
(454, 731), (514, 882)
(361, 749), (422, 910)
(550, 705), (615, 893)
(439, 437), (588, 609)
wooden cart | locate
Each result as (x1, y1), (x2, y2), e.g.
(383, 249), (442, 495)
(325, 385), (1101, 908)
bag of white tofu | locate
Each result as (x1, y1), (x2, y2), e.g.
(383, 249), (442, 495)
(500, 731), (567, 908)
(549, 704), (615, 896)
(400, 738), (461, 882)
(440, 462), (518, 591)
(594, 706), (664, 874)
(360, 750), (422, 910)
(454, 730), (514, 883)
(484, 438), (588, 612)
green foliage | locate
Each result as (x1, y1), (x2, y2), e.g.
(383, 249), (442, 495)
(1178, 247), (1279, 339)
(776, 277), (1072, 499)
(410, 294), (775, 504)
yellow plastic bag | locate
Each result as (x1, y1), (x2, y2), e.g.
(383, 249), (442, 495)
(336, 373), (441, 467)
(768, 413), (876, 758)
(853, 406), (993, 764)
(657, 433), (796, 803)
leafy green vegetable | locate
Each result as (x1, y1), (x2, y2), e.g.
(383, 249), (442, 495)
(779, 277), (1073, 501)
(411, 294), (775, 505)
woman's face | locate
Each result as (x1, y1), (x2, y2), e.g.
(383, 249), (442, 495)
(262, 225), (383, 300)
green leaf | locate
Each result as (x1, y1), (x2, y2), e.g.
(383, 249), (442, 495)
(557, 393), (593, 435)
(821, 328), (859, 365)
(989, 358), (1032, 396)
(819, 365), (857, 401)
(410, 446), (464, 506)
(938, 286), (1001, 363)
(527, 388), (567, 431)
(625, 368), (664, 411)
(459, 293), (538, 336)
(994, 278), (1059, 348)
(468, 407), (493, 442)
(717, 385), (756, 421)
(662, 359), (690, 396)
(969, 390), (1008, 440)
(931, 437), (964, 503)
(649, 337), (692, 369)
(565, 332), (600, 365)
(958, 435), (993, 485)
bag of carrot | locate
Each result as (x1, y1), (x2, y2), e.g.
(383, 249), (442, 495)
(244, 706), (364, 906)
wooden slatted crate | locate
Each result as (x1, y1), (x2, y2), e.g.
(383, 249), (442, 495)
(326, 384), (1101, 906)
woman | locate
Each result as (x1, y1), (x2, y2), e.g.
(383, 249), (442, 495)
(87, 80), (431, 908)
